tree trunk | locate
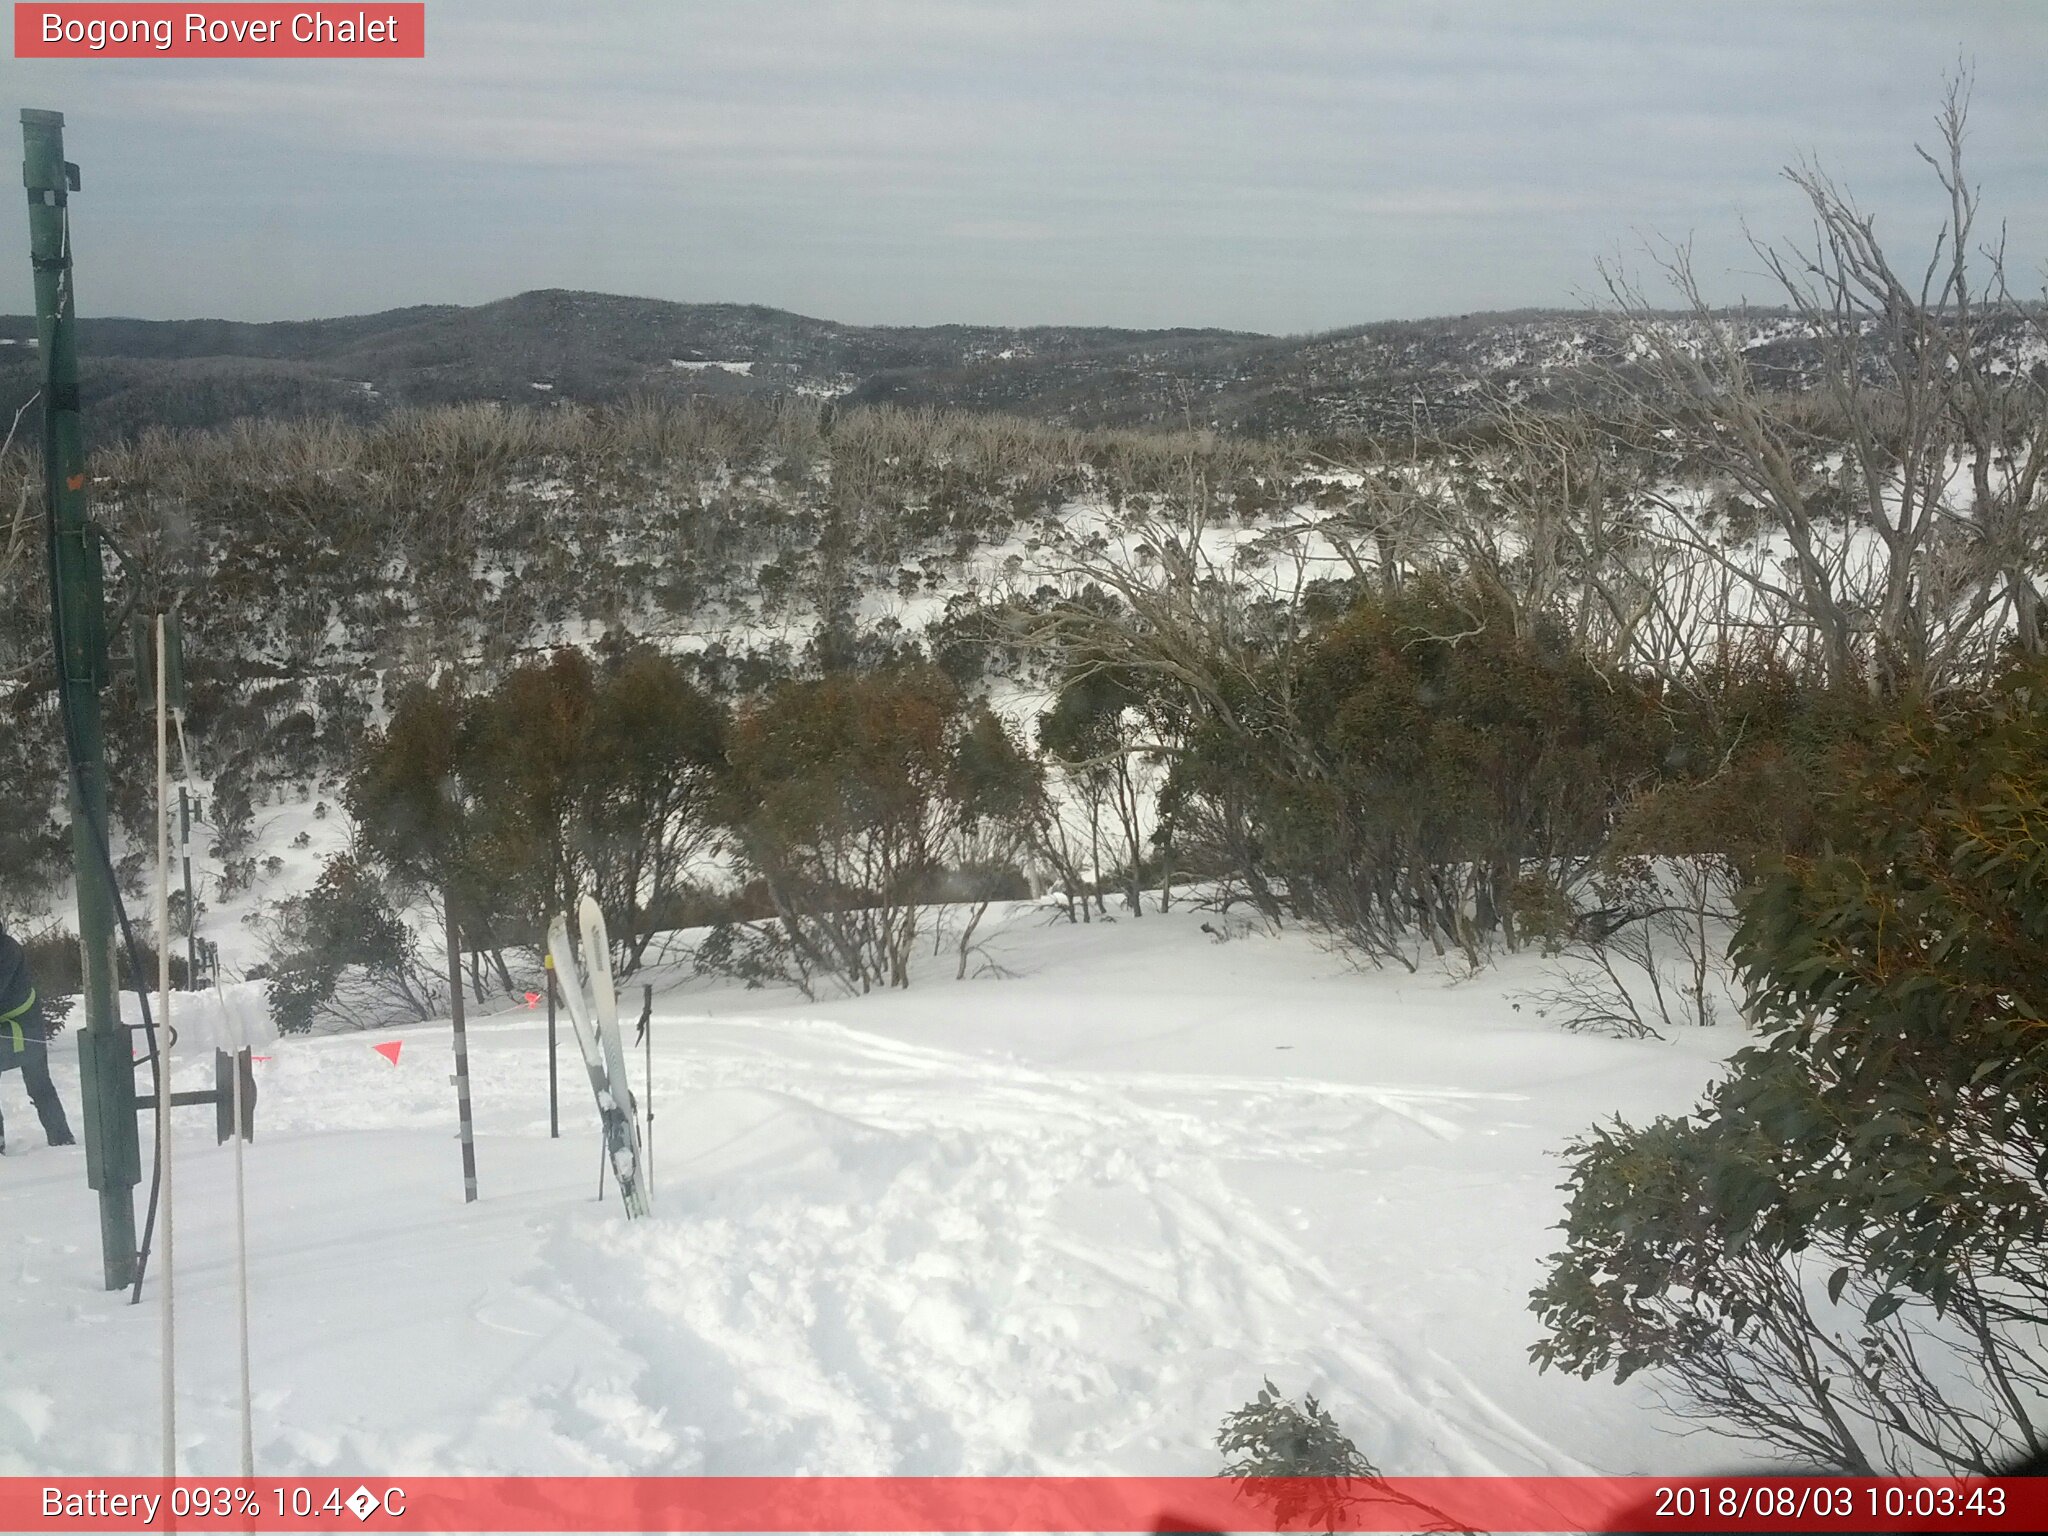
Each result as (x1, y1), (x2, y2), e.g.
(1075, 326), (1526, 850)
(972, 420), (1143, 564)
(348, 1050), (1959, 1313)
(955, 900), (990, 980)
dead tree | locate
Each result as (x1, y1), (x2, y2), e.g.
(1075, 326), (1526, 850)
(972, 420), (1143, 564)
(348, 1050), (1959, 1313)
(1599, 76), (2046, 695)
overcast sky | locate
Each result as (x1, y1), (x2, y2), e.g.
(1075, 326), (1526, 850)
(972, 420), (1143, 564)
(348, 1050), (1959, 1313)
(3, 0), (2045, 333)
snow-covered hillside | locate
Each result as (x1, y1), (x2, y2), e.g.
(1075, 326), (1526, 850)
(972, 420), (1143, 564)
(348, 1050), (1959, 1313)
(1, 901), (1741, 1479)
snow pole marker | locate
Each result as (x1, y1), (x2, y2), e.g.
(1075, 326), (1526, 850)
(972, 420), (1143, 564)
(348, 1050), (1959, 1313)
(444, 888), (479, 1204)
(230, 1041), (252, 1478)
(154, 613), (176, 1476)
(166, 617), (255, 1477)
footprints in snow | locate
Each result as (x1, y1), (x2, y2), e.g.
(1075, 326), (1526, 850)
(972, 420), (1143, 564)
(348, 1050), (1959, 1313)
(518, 1022), (1527, 1473)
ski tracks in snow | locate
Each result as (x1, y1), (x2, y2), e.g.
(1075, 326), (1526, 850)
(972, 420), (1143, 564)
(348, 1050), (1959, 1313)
(518, 1013), (1571, 1476)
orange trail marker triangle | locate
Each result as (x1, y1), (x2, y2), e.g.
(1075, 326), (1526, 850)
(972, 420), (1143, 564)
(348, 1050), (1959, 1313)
(373, 1040), (402, 1066)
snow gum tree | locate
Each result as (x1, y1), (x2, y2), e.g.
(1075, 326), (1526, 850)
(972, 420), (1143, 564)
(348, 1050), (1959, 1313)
(575, 643), (727, 971)
(344, 677), (517, 1005)
(463, 648), (597, 951)
(1295, 577), (1659, 961)
(346, 679), (487, 906)
(265, 854), (439, 1032)
(1038, 663), (1162, 917)
(1531, 657), (2048, 1472)
(345, 649), (729, 988)
(722, 665), (1038, 994)
(1148, 575), (1659, 967)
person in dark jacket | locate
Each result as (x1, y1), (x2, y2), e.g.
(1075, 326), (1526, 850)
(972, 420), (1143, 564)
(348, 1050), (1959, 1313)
(0, 928), (76, 1152)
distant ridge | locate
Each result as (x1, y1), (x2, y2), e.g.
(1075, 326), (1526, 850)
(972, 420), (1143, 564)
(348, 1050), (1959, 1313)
(8, 287), (2030, 442)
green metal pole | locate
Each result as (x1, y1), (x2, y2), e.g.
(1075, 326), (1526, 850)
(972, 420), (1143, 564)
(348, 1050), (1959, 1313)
(23, 108), (139, 1291)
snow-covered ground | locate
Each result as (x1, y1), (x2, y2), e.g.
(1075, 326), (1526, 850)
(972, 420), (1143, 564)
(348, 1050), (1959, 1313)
(1, 901), (1742, 1479)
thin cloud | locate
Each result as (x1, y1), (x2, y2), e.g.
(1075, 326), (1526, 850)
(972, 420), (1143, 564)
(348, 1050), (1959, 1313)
(4, 0), (2043, 329)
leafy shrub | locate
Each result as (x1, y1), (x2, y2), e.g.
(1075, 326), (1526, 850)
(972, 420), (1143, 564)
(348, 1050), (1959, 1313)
(1215, 1384), (1463, 1534)
(1531, 659), (2048, 1473)
(263, 855), (438, 1033)
(1217, 1381), (1377, 1479)
(690, 920), (805, 992)
(265, 953), (336, 1036)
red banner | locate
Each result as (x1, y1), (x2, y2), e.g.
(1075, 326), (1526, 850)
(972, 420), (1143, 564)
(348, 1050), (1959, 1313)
(14, 5), (425, 58)
(3, 1476), (2043, 1532)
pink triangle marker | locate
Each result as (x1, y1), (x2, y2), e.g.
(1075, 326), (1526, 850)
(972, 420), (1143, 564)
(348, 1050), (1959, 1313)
(372, 1040), (402, 1066)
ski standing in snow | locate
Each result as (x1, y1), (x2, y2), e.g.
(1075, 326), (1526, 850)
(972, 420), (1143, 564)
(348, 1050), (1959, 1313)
(547, 898), (649, 1218)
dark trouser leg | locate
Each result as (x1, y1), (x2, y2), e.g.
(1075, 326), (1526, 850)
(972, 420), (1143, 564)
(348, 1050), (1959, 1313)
(18, 1039), (74, 1144)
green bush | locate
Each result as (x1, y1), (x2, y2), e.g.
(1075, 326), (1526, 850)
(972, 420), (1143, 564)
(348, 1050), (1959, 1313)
(1531, 659), (2048, 1473)
(1217, 1381), (1377, 1479)
(1168, 576), (1661, 964)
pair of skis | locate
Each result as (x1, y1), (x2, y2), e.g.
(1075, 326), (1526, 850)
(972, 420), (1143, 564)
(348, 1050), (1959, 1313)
(548, 897), (650, 1218)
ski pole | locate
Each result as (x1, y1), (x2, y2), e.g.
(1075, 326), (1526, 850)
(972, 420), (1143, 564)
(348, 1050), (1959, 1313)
(545, 955), (558, 1140)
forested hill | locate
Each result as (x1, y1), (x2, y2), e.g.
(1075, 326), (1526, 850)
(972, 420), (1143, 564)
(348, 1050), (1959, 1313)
(5, 287), (1985, 443)
(0, 290), (1252, 440)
